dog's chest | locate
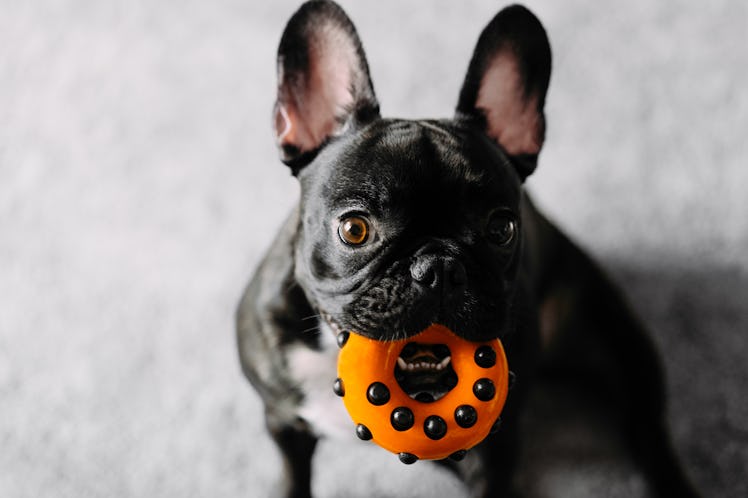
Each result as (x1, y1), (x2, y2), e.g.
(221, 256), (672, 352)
(285, 323), (355, 439)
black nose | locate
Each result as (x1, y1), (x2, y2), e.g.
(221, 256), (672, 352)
(410, 255), (467, 298)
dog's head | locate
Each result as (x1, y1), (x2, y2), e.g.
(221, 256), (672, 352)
(274, 1), (551, 344)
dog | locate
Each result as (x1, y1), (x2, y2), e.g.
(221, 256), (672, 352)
(236, 1), (698, 496)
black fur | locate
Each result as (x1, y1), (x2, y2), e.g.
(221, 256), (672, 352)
(237, 2), (698, 496)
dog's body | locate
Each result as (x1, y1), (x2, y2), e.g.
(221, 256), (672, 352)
(237, 2), (697, 496)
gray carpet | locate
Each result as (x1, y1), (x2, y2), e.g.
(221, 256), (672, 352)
(2, 0), (746, 496)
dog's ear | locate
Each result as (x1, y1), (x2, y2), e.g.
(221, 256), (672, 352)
(456, 5), (551, 180)
(274, 0), (379, 174)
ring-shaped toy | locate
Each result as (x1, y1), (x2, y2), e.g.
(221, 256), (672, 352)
(335, 324), (509, 463)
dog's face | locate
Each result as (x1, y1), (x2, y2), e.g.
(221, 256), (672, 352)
(295, 119), (524, 343)
(273, 2), (551, 345)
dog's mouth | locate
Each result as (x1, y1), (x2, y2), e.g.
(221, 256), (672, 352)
(394, 342), (457, 402)
(321, 312), (459, 402)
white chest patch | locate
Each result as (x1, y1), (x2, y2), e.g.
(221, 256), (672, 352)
(286, 325), (356, 440)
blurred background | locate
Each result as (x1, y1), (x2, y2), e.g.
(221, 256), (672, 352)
(1, 0), (746, 496)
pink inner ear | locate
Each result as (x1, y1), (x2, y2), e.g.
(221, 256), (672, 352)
(276, 23), (358, 153)
(476, 52), (543, 156)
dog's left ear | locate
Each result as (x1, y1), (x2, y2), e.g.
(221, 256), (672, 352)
(456, 5), (551, 180)
(274, 0), (380, 174)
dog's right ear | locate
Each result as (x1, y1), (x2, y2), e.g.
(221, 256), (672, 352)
(274, 0), (379, 175)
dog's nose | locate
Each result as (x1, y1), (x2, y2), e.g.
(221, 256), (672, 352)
(410, 255), (467, 298)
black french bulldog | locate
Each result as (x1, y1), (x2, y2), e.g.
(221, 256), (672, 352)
(237, 1), (698, 496)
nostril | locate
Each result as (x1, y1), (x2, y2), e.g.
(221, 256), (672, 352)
(410, 256), (438, 286)
(411, 255), (466, 297)
(445, 258), (467, 288)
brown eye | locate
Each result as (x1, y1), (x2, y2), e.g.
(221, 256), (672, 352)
(486, 213), (516, 246)
(338, 216), (369, 246)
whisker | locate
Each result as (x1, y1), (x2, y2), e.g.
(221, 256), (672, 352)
(301, 325), (322, 335)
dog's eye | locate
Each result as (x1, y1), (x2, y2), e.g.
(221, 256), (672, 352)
(486, 213), (517, 246)
(338, 216), (370, 246)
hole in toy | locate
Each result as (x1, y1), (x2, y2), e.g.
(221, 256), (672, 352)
(394, 342), (457, 402)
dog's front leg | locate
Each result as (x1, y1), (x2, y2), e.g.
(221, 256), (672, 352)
(235, 211), (322, 497)
(265, 411), (318, 498)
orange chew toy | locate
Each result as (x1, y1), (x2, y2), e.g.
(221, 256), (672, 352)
(335, 324), (509, 464)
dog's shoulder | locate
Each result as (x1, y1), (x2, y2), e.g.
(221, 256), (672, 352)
(236, 206), (320, 406)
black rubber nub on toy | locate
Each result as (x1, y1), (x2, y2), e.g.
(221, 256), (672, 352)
(336, 331), (349, 348)
(490, 417), (502, 434)
(366, 382), (390, 406)
(508, 370), (517, 390)
(398, 452), (418, 465)
(454, 404), (477, 428)
(390, 407), (414, 431)
(333, 378), (344, 397)
(473, 378), (496, 401)
(474, 346), (496, 368)
(423, 415), (447, 440)
(449, 450), (467, 461)
(355, 423), (372, 441)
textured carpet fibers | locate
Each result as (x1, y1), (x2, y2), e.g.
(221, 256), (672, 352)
(1, 1), (746, 496)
